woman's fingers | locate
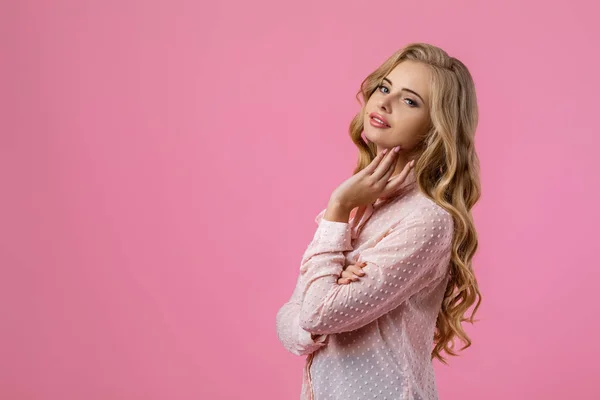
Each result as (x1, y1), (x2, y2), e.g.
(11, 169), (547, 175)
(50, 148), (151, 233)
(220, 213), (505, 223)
(379, 150), (400, 183)
(359, 149), (387, 175)
(346, 264), (366, 276)
(384, 159), (415, 192)
(340, 270), (359, 282)
(360, 147), (389, 176)
(342, 272), (356, 283)
(337, 263), (367, 284)
(370, 146), (400, 182)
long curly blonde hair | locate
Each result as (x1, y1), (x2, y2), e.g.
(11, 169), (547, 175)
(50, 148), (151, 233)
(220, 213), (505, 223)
(349, 42), (482, 365)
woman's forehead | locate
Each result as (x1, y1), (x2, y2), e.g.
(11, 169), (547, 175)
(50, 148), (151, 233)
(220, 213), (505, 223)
(384, 61), (431, 103)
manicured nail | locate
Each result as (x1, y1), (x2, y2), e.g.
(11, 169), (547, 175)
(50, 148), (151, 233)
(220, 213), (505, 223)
(394, 146), (400, 152)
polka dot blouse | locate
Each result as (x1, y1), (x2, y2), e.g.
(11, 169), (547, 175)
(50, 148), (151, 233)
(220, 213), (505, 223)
(276, 169), (454, 400)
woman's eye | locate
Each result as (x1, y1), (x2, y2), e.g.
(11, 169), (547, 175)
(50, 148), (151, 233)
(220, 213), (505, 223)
(378, 85), (418, 107)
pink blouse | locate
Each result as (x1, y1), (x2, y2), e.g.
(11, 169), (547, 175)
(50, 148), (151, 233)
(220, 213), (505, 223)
(275, 169), (454, 400)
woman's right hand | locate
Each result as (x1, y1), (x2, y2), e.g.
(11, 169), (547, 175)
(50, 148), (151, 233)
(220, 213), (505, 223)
(337, 262), (367, 284)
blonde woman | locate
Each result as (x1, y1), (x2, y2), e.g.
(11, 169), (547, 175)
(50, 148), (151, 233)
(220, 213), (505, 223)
(276, 42), (482, 400)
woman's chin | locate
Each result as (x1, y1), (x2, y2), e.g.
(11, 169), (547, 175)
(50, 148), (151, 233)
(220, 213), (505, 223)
(364, 131), (386, 147)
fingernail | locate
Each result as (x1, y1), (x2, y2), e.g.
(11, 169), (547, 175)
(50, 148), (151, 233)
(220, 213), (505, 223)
(382, 148), (388, 154)
(394, 146), (400, 152)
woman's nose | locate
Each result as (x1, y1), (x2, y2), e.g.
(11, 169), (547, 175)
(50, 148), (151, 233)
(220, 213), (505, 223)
(378, 100), (390, 113)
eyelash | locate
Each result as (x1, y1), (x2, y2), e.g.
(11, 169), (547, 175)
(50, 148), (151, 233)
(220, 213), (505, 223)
(377, 84), (418, 107)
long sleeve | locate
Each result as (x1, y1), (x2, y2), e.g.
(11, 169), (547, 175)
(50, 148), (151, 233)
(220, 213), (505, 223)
(275, 271), (329, 356)
(298, 205), (453, 335)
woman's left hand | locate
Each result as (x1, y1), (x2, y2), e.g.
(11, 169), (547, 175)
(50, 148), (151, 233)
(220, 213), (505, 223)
(337, 262), (367, 284)
(329, 146), (415, 211)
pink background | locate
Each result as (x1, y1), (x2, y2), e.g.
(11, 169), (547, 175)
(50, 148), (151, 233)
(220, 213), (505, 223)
(2, 0), (599, 399)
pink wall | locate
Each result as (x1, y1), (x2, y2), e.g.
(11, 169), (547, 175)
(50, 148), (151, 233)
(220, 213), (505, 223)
(2, 0), (599, 399)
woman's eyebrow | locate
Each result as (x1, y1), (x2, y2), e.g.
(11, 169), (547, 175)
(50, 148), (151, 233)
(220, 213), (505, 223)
(382, 77), (424, 103)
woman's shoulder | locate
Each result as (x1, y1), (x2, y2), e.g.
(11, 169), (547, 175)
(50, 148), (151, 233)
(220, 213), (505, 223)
(401, 191), (453, 227)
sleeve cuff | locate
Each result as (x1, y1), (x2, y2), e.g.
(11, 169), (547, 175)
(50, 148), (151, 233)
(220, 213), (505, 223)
(312, 219), (353, 250)
(298, 326), (328, 347)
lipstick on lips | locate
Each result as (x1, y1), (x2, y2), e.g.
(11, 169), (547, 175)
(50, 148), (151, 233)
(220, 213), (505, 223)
(369, 112), (390, 128)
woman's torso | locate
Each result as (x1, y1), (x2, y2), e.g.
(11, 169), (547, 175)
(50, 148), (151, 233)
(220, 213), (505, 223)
(308, 190), (452, 400)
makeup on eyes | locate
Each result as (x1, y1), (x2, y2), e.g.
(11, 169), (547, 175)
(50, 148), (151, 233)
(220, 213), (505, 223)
(377, 84), (419, 108)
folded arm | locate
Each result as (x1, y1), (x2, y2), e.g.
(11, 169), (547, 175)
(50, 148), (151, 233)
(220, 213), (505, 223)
(298, 204), (453, 335)
(275, 272), (329, 356)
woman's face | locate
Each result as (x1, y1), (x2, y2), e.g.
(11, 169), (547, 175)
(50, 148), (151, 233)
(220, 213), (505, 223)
(363, 60), (432, 156)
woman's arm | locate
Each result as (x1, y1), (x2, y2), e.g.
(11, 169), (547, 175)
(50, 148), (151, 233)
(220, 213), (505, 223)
(298, 203), (453, 335)
(275, 272), (328, 356)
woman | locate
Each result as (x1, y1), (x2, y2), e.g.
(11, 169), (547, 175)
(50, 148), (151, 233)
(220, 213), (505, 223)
(276, 42), (482, 400)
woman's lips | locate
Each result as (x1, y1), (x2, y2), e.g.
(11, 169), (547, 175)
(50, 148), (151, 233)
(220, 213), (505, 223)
(369, 116), (390, 128)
